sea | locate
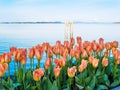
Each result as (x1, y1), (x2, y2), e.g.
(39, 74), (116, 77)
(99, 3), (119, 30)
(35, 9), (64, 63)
(0, 23), (120, 74)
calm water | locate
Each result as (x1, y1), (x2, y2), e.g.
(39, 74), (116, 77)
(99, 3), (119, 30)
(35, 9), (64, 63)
(0, 23), (120, 74)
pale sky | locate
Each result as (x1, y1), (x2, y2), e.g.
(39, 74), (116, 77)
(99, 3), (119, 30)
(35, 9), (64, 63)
(0, 0), (120, 22)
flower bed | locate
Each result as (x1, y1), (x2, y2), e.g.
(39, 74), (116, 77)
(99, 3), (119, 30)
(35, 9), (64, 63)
(0, 36), (120, 90)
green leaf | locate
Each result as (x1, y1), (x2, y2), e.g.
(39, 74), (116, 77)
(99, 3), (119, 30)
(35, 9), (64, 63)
(13, 83), (22, 88)
(75, 76), (81, 85)
(89, 76), (96, 89)
(97, 85), (108, 90)
(85, 86), (92, 90)
(75, 83), (84, 90)
(43, 78), (52, 90)
(110, 80), (119, 88)
(96, 69), (102, 76)
(52, 81), (58, 90)
(30, 86), (37, 89)
(85, 77), (91, 85)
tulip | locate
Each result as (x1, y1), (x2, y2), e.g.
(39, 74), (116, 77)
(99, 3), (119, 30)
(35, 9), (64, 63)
(76, 36), (82, 45)
(33, 68), (44, 81)
(89, 56), (94, 64)
(4, 52), (11, 63)
(99, 38), (104, 44)
(67, 66), (76, 78)
(0, 63), (8, 77)
(104, 51), (108, 57)
(70, 38), (75, 47)
(56, 40), (61, 48)
(10, 46), (17, 56)
(54, 58), (66, 68)
(54, 66), (61, 78)
(92, 40), (98, 52)
(75, 50), (80, 59)
(102, 57), (108, 67)
(105, 42), (112, 51)
(86, 45), (92, 55)
(78, 60), (88, 72)
(112, 41), (118, 48)
(70, 49), (75, 58)
(28, 47), (35, 59)
(47, 48), (53, 58)
(82, 50), (88, 58)
(20, 56), (26, 66)
(92, 58), (99, 68)
(45, 58), (52, 70)
(63, 48), (68, 59)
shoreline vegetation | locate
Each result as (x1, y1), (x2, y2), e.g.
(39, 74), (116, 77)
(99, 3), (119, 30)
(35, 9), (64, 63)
(0, 21), (120, 24)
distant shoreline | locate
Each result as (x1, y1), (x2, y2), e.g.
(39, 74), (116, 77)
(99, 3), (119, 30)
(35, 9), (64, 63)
(0, 21), (119, 24)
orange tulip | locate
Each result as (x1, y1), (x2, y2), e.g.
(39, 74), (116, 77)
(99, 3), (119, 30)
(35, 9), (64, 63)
(75, 50), (80, 59)
(54, 66), (61, 78)
(92, 40), (98, 51)
(10, 46), (17, 56)
(99, 38), (104, 44)
(53, 45), (60, 55)
(64, 41), (70, 51)
(63, 48), (68, 59)
(67, 66), (76, 78)
(82, 50), (88, 58)
(86, 45), (92, 55)
(0, 63), (8, 77)
(28, 47), (35, 59)
(76, 36), (82, 45)
(47, 48), (53, 58)
(35, 47), (43, 61)
(4, 52), (11, 63)
(102, 57), (108, 67)
(42, 42), (49, 52)
(56, 40), (61, 48)
(89, 56), (94, 64)
(45, 58), (52, 70)
(54, 57), (66, 67)
(104, 51), (108, 57)
(33, 68), (44, 81)
(92, 58), (99, 68)
(70, 38), (75, 47)
(78, 60), (88, 72)
(112, 41), (118, 48)
(105, 42), (112, 51)
(20, 56), (26, 66)
(112, 48), (117, 56)
(0, 54), (5, 63)
(70, 49), (75, 58)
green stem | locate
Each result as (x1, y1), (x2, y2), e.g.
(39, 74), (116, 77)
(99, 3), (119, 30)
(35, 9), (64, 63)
(57, 77), (60, 90)
(69, 78), (72, 90)
(33, 58), (34, 70)
(8, 63), (10, 85)
(37, 81), (41, 90)
(38, 60), (40, 68)
(30, 59), (32, 70)
(0, 77), (2, 90)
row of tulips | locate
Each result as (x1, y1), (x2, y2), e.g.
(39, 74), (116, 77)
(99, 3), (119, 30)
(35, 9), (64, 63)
(0, 36), (120, 90)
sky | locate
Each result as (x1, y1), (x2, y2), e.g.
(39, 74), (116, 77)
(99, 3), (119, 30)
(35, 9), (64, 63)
(0, 0), (120, 22)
